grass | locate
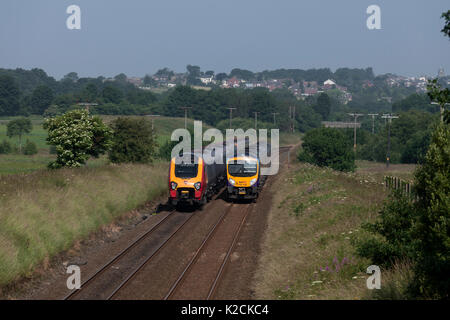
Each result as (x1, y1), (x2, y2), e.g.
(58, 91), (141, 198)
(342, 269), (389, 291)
(253, 159), (415, 299)
(0, 162), (168, 287)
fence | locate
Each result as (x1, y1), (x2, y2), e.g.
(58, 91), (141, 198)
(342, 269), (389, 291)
(384, 176), (417, 199)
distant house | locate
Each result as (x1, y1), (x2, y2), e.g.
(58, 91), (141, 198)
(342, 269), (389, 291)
(127, 77), (143, 86)
(200, 76), (214, 85)
(323, 79), (336, 86)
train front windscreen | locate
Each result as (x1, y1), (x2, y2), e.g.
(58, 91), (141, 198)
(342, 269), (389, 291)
(228, 160), (257, 177)
(175, 163), (198, 178)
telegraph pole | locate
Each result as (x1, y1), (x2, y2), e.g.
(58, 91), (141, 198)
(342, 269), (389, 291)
(289, 106), (296, 133)
(368, 113), (379, 134)
(146, 114), (160, 132)
(381, 114), (399, 168)
(254, 112), (259, 131)
(348, 113), (364, 151)
(180, 107), (191, 129)
(226, 107), (236, 129)
(272, 112), (279, 126)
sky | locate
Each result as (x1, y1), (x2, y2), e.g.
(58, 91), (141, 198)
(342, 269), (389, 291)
(0, 0), (449, 79)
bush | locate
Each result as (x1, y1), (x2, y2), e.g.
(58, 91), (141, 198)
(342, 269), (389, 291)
(0, 140), (12, 154)
(297, 127), (355, 172)
(43, 110), (113, 168)
(355, 190), (417, 267)
(23, 139), (38, 155)
(158, 139), (178, 161)
(411, 123), (450, 298)
(109, 117), (157, 163)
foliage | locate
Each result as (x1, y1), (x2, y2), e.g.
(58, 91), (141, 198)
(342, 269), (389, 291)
(30, 85), (54, 115)
(355, 191), (417, 267)
(0, 75), (20, 116)
(6, 117), (32, 152)
(298, 127), (355, 172)
(411, 123), (450, 298)
(0, 140), (12, 154)
(158, 139), (179, 161)
(314, 93), (331, 119)
(43, 110), (112, 168)
(108, 117), (157, 164)
(22, 139), (38, 155)
(441, 10), (450, 38)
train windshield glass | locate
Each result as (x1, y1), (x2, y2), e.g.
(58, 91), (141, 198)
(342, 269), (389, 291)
(175, 163), (198, 178)
(228, 160), (257, 177)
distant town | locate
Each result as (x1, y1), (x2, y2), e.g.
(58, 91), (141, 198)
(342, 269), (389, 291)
(117, 66), (450, 104)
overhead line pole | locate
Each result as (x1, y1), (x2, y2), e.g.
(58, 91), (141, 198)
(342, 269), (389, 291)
(226, 107), (236, 129)
(254, 112), (259, 131)
(272, 112), (279, 126)
(146, 114), (160, 132)
(348, 113), (364, 152)
(368, 113), (379, 134)
(180, 107), (192, 129)
(381, 114), (399, 168)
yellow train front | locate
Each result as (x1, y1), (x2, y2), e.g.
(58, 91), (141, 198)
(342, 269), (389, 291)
(226, 156), (260, 200)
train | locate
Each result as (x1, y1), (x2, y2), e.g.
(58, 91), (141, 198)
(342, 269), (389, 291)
(168, 138), (269, 207)
(168, 150), (226, 207)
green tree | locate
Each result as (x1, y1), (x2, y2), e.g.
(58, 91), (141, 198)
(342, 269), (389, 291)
(44, 110), (112, 168)
(314, 93), (331, 120)
(109, 117), (157, 163)
(23, 139), (38, 155)
(0, 75), (20, 116)
(411, 123), (450, 298)
(6, 117), (32, 152)
(102, 86), (123, 104)
(298, 127), (355, 172)
(31, 85), (54, 115)
(441, 10), (450, 38)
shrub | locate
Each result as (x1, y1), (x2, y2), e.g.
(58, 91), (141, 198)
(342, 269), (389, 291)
(158, 139), (178, 161)
(22, 139), (38, 155)
(109, 117), (157, 163)
(355, 190), (417, 267)
(297, 127), (355, 172)
(43, 110), (113, 168)
(0, 140), (12, 154)
(411, 123), (450, 298)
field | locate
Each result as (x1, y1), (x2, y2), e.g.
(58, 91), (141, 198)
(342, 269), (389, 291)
(0, 116), (298, 175)
(253, 159), (416, 299)
(0, 162), (168, 287)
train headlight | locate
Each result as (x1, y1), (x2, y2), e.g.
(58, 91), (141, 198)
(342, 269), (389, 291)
(250, 178), (257, 186)
(194, 182), (201, 190)
(170, 182), (177, 190)
(228, 178), (236, 185)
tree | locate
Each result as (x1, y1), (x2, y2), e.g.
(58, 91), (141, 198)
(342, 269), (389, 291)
(114, 73), (127, 83)
(108, 117), (157, 163)
(186, 65), (201, 85)
(215, 73), (228, 82)
(441, 10), (450, 38)
(0, 75), (20, 116)
(298, 127), (355, 172)
(102, 86), (123, 104)
(43, 110), (112, 168)
(314, 93), (331, 120)
(6, 117), (32, 152)
(412, 123), (450, 298)
(63, 72), (79, 82)
(31, 85), (54, 114)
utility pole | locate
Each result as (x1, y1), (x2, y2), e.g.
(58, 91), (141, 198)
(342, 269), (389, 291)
(368, 113), (379, 134)
(146, 114), (160, 132)
(180, 107), (191, 129)
(381, 114), (399, 168)
(431, 102), (450, 123)
(226, 107), (236, 129)
(348, 113), (364, 151)
(254, 112), (259, 131)
(289, 106), (296, 133)
(272, 112), (279, 126)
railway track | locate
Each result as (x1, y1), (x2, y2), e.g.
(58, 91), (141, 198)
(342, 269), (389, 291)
(64, 146), (292, 300)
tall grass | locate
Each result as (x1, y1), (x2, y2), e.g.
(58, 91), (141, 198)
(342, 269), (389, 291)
(0, 162), (168, 286)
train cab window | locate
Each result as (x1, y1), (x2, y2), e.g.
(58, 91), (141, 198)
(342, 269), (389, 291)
(175, 163), (198, 178)
(228, 160), (257, 177)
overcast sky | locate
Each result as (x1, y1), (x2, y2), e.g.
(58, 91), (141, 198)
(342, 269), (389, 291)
(1, 0), (449, 79)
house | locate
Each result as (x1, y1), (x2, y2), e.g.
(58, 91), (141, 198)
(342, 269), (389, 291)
(200, 76), (214, 85)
